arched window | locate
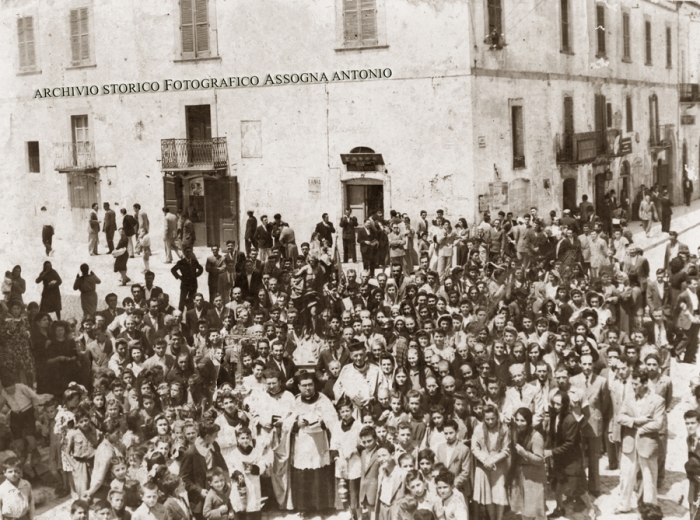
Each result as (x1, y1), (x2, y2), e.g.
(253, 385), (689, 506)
(350, 147), (375, 154)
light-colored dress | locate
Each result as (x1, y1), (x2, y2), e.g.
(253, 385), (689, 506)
(509, 430), (547, 520)
(471, 423), (510, 506)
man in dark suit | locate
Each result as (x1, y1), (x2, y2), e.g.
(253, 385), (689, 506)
(171, 246), (204, 311)
(684, 176), (694, 206)
(235, 259), (263, 300)
(339, 209), (359, 263)
(659, 190), (673, 233)
(185, 293), (209, 340)
(266, 340), (297, 392)
(646, 268), (671, 317)
(97, 293), (124, 328)
(357, 218), (378, 276)
(206, 294), (232, 331)
(664, 231), (687, 272)
(205, 245), (226, 303)
(102, 202), (117, 253)
(244, 210), (257, 256)
(358, 426), (381, 520)
(143, 271), (163, 302)
(676, 277), (700, 364)
(142, 298), (166, 343)
(254, 215), (273, 262)
(315, 212), (336, 247)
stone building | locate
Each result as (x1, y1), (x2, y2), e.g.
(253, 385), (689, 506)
(1, 0), (698, 249)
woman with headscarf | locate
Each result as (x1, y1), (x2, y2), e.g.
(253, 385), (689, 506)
(36, 260), (62, 319)
(73, 263), (101, 318)
(508, 407), (547, 520)
(0, 299), (36, 387)
(8, 265), (26, 304)
(44, 321), (80, 397)
(113, 228), (130, 286)
(471, 403), (510, 520)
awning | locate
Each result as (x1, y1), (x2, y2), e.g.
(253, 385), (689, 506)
(340, 153), (385, 166)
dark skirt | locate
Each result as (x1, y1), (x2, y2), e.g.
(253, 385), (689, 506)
(291, 464), (336, 512)
(114, 252), (129, 272)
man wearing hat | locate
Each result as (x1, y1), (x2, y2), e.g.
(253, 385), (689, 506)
(333, 341), (383, 410)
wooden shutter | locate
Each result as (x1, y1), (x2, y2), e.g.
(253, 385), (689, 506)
(560, 0), (569, 52)
(17, 17), (36, 69)
(360, 0), (377, 43)
(488, 0), (503, 35)
(343, 0), (360, 43)
(563, 96), (574, 159)
(666, 27), (671, 67)
(623, 13), (630, 59)
(645, 20), (652, 64)
(180, 0), (195, 55)
(195, 0), (209, 54)
(511, 106), (525, 168)
(626, 95), (633, 132)
(70, 8), (89, 65)
(596, 5), (605, 56)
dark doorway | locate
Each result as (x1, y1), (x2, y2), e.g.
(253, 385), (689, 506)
(346, 183), (384, 224)
(658, 159), (669, 193)
(594, 173), (606, 216)
(620, 161), (630, 217)
(563, 178), (577, 213)
(185, 105), (212, 165)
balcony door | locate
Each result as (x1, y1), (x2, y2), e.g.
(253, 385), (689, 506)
(185, 105), (212, 166)
(71, 115), (90, 168)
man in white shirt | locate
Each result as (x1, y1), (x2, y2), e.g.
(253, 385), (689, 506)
(142, 339), (174, 373)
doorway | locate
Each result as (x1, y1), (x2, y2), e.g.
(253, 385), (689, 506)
(657, 158), (669, 192)
(620, 161), (630, 217)
(562, 178), (577, 213)
(594, 173), (606, 216)
(185, 105), (212, 165)
(346, 182), (384, 224)
(163, 174), (239, 248)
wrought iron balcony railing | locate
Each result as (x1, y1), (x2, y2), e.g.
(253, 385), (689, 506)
(53, 142), (97, 171)
(681, 83), (700, 103)
(161, 138), (228, 171)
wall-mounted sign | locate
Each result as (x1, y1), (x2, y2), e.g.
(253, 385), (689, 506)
(308, 177), (321, 196)
(620, 137), (632, 154)
(478, 136), (486, 148)
(682, 115), (696, 125)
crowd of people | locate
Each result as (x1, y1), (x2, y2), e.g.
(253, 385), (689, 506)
(2, 194), (700, 520)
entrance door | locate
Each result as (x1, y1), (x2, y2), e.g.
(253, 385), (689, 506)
(562, 178), (577, 213)
(185, 105), (212, 165)
(203, 177), (220, 247)
(219, 177), (239, 246)
(658, 162), (670, 192)
(346, 183), (384, 224)
(594, 173), (606, 215)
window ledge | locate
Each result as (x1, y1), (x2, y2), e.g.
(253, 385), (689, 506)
(17, 69), (42, 76)
(596, 53), (607, 59)
(66, 63), (97, 70)
(173, 56), (221, 63)
(560, 50), (575, 56)
(622, 57), (632, 63)
(335, 45), (389, 52)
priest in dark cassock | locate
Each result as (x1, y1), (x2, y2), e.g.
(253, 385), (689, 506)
(280, 370), (338, 512)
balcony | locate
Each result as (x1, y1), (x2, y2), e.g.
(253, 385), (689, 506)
(649, 124), (673, 151)
(161, 138), (228, 172)
(557, 132), (597, 164)
(53, 142), (97, 172)
(680, 83), (700, 103)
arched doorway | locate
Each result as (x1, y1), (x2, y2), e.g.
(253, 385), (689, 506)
(563, 178), (577, 213)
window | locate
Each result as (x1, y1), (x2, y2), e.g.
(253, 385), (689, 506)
(649, 94), (659, 145)
(606, 103), (612, 128)
(343, 0), (378, 46)
(594, 94), (607, 153)
(626, 95), (633, 132)
(180, 0), (210, 58)
(511, 104), (525, 169)
(71, 115), (90, 168)
(27, 142), (40, 173)
(666, 26), (672, 68)
(563, 96), (574, 159)
(645, 20), (652, 65)
(596, 5), (606, 57)
(622, 12), (631, 61)
(487, 0), (503, 42)
(17, 16), (37, 71)
(69, 8), (91, 66)
(560, 0), (570, 52)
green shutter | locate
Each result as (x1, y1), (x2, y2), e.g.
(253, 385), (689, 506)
(180, 0), (195, 55)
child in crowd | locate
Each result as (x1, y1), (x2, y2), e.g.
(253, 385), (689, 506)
(0, 457), (35, 520)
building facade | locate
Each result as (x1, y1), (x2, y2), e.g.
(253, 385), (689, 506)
(1, 0), (699, 249)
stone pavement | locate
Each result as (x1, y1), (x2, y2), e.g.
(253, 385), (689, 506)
(3, 197), (699, 519)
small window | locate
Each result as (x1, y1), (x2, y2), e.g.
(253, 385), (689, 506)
(666, 26), (672, 68)
(622, 12), (631, 60)
(180, 0), (210, 58)
(626, 95), (633, 132)
(596, 5), (606, 57)
(645, 20), (652, 65)
(27, 142), (40, 173)
(560, 0), (570, 52)
(511, 105), (525, 169)
(70, 8), (91, 66)
(487, 0), (503, 44)
(343, 0), (377, 47)
(17, 16), (37, 71)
